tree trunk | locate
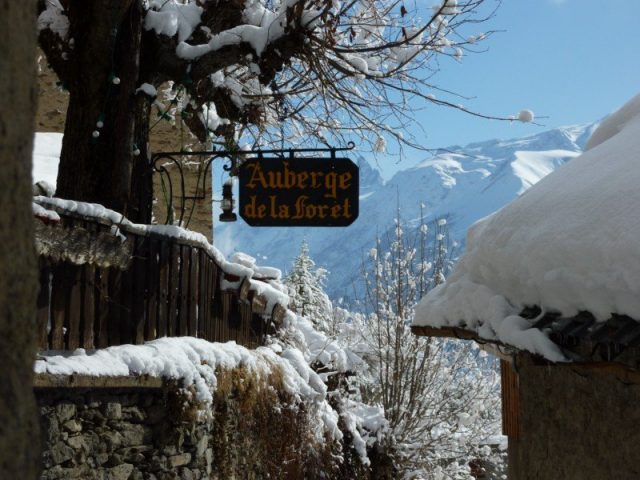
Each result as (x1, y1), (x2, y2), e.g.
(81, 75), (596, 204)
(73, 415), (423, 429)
(0, 0), (41, 478)
(129, 93), (154, 223)
(55, 0), (148, 219)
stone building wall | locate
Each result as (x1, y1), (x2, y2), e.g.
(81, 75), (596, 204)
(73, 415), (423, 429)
(508, 354), (640, 480)
(35, 53), (214, 241)
(36, 375), (381, 480)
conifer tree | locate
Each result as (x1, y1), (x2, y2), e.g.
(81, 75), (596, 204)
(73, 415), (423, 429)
(285, 240), (334, 334)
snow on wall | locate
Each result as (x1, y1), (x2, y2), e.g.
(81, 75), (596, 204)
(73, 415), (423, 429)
(414, 93), (640, 362)
(35, 337), (341, 442)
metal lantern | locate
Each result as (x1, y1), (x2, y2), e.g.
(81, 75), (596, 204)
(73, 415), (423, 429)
(219, 180), (237, 222)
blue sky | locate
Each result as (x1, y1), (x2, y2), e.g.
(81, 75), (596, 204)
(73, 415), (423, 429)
(374, 0), (640, 178)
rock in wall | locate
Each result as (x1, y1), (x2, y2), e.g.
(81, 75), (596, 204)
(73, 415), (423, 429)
(36, 372), (384, 480)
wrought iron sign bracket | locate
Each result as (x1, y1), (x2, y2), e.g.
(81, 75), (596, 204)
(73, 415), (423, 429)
(151, 142), (355, 227)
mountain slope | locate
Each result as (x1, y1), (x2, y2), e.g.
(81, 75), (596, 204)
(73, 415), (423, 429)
(215, 123), (597, 300)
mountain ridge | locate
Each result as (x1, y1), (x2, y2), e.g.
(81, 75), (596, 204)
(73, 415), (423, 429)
(219, 122), (597, 299)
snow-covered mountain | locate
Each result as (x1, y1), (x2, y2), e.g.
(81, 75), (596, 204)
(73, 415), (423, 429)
(215, 123), (598, 300)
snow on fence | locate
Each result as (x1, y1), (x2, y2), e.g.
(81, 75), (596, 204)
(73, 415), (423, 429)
(34, 199), (286, 352)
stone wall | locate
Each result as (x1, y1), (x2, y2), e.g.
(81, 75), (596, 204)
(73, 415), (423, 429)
(38, 383), (215, 480)
(508, 354), (640, 480)
(36, 374), (383, 480)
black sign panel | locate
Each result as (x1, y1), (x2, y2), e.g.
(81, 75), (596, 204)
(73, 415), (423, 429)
(239, 157), (359, 227)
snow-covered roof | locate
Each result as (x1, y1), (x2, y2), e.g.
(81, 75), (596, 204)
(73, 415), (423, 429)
(413, 93), (640, 362)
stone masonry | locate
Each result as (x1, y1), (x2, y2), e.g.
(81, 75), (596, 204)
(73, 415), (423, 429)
(35, 374), (388, 480)
(38, 384), (215, 480)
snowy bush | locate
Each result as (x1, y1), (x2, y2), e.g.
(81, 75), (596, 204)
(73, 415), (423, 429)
(279, 208), (506, 478)
(344, 211), (505, 478)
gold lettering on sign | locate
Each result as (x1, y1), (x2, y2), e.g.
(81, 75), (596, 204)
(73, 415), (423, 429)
(339, 172), (352, 190)
(246, 162), (267, 189)
(241, 158), (357, 225)
(244, 195), (267, 218)
(269, 196), (291, 218)
(292, 196), (309, 219)
(324, 172), (338, 199)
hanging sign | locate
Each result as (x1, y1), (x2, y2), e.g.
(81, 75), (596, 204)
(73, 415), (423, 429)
(238, 156), (359, 227)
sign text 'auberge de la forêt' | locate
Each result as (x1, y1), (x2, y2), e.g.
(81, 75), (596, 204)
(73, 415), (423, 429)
(238, 156), (359, 227)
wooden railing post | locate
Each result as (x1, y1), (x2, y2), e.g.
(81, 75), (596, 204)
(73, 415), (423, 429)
(197, 250), (207, 339)
(81, 264), (95, 349)
(157, 240), (170, 338)
(146, 237), (160, 341)
(167, 242), (180, 337)
(36, 258), (51, 351)
(95, 268), (109, 348)
(188, 248), (198, 337)
(132, 236), (148, 345)
(108, 269), (122, 346)
(50, 264), (67, 350)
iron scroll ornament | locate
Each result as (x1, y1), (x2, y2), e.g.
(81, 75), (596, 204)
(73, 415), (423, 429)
(151, 142), (356, 228)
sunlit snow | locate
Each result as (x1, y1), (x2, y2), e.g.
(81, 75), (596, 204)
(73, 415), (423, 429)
(414, 93), (640, 361)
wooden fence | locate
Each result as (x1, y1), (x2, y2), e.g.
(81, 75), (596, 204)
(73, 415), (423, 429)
(35, 206), (284, 352)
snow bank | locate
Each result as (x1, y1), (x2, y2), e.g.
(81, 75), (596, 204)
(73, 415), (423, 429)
(35, 337), (341, 440)
(32, 132), (63, 188)
(414, 93), (640, 362)
(586, 94), (640, 151)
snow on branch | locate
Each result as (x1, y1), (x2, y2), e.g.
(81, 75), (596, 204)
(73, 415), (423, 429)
(37, 0), (518, 155)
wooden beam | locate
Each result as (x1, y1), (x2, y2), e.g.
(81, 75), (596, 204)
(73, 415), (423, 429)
(239, 277), (251, 302)
(411, 325), (479, 340)
(251, 293), (268, 315)
(33, 373), (164, 389)
(411, 325), (514, 361)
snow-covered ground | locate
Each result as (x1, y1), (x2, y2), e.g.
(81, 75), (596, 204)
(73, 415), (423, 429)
(32, 132), (62, 187)
(414, 93), (640, 362)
